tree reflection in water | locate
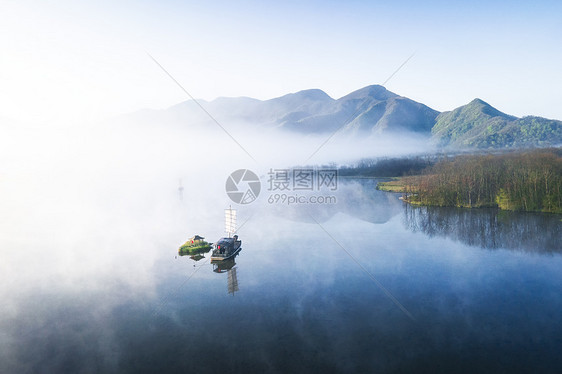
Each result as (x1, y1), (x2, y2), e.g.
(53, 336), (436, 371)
(403, 204), (562, 253)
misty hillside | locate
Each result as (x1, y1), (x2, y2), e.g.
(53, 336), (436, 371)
(281, 85), (439, 134)
(432, 99), (562, 148)
(153, 85), (439, 135)
(129, 85), (562, 149)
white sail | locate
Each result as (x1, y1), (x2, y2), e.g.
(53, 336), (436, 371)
(225, 208), (237, 236)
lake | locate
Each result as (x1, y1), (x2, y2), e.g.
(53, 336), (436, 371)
(1, 177), (561, 373)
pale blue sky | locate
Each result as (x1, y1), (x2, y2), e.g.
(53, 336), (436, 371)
(1, 0), (561, 123)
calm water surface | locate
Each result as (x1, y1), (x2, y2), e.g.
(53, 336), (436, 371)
(2, 179), (561, 373)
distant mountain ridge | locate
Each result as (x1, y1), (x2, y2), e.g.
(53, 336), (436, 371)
(159, 85), (439, 135)
(140, 85), (562, 149)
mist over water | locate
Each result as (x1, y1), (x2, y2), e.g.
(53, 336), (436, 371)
(0, 116), (428, 314)
(1, 117), (561, 373)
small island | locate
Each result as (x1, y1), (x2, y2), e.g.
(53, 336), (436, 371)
(178, 235), (212, 255)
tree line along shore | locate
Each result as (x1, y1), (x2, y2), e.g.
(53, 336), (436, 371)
(375, 149), (562, 214)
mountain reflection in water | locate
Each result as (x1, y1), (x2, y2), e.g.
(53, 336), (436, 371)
(403, 204), (562, 253)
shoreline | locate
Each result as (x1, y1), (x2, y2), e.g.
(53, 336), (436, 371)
(376, 178), (562, 215)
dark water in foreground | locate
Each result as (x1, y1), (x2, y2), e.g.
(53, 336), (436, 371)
(2, 179), (562, 373)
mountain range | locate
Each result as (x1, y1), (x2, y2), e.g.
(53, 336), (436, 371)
(142, 85), (562, 149)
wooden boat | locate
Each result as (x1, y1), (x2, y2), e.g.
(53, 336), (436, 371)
(211, 236), (241, 261)
(211, 207), (242, 261)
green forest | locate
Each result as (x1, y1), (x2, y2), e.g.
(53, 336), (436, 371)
(393, 149), (562, 213)
(431, 98), (562, 148)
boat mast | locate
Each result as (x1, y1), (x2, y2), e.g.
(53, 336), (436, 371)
(225, 205), (237, 238)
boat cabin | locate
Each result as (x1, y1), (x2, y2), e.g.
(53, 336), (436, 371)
(215, 235), (238, 254)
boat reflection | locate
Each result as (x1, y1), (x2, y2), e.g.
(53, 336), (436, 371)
(403, 204), (562, 253)
(212, 252), (240, 295)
